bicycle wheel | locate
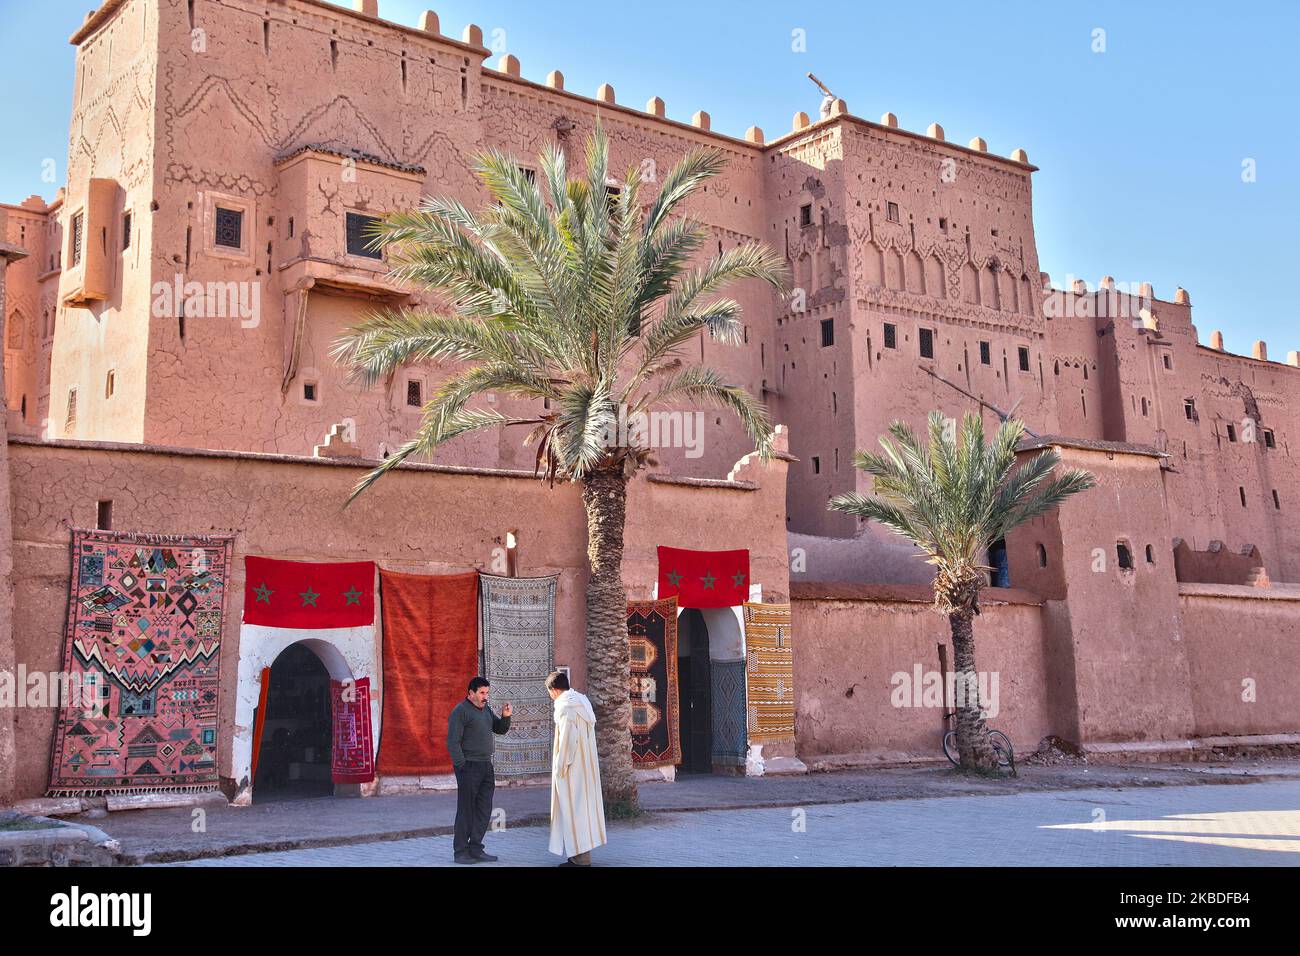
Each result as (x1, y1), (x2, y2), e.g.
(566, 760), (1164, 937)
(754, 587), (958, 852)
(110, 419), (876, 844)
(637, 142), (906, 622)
(989, 730), (1015, 769)
(942, 730), (960, 765)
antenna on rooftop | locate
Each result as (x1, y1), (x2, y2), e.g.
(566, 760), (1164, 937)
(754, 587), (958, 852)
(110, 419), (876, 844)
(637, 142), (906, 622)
(807, 72), (837, 119)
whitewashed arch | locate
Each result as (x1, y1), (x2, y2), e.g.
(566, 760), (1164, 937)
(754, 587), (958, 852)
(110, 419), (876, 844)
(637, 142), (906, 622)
(230, 631), (379, 804)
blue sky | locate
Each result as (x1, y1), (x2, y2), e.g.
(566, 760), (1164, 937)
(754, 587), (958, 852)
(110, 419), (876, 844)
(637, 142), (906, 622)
(3, 0), (1296, 353)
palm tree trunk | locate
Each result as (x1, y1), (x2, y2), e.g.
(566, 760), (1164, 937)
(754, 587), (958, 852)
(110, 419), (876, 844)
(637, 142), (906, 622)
(581, 465), (638, 812)
(949, 610), (997, 769)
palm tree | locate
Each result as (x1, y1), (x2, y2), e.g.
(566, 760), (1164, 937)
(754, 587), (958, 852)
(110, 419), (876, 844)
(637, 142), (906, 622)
(829, 411), (1094, 770)
(332, 125), (786, 811)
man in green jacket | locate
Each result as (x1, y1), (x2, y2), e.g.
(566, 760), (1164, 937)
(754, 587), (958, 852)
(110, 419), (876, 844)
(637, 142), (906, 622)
(448, 676), (512, 864)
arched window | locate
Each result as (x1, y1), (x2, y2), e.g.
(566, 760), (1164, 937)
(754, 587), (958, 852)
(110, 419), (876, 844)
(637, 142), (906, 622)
(1036, 543), (1048, 567)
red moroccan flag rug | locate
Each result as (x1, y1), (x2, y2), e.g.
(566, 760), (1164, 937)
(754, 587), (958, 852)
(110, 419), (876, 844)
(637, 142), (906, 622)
(48, 529), (235, 796)
(627, 597), (681, 767)
(376, 570), (480, 775)
(331, 676), (375, 783)
(242, 556), (375, 630)
(657, 546), (750, 608)
(743, 602), (795, 742)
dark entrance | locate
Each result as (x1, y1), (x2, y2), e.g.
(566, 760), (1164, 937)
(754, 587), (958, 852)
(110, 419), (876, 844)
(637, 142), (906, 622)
(987, 539), (1010, 588)
(252, 642), (333, 802)
(677, 609), (713, 773)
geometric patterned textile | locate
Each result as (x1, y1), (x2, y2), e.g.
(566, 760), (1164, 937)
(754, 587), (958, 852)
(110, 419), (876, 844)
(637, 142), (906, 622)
(330, 676), (375, 784)
(742, 602), (795, 742)
(48, 529), (235, 795)
(710, 659), (748, 765)
(479, 573), (557, 777)
(626, 597), (680, 768)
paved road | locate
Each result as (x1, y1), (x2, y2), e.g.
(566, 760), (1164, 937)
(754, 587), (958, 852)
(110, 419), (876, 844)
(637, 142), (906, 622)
(166, 779), (1300, 866)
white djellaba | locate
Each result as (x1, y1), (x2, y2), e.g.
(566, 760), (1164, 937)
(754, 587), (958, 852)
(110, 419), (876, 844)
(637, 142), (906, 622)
(549, 688), (608, 858)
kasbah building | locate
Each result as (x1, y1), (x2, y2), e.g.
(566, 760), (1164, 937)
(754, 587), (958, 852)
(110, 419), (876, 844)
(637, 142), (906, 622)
(0, 0), (1297, 811)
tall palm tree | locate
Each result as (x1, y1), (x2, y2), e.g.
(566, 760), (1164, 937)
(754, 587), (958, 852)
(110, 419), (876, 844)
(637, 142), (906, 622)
(829, 410), (1094, 769)
(333, 125), (786, 811)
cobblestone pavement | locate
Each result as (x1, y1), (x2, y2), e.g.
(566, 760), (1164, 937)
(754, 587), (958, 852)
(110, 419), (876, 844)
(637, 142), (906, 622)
(165, 779), (1300, 867)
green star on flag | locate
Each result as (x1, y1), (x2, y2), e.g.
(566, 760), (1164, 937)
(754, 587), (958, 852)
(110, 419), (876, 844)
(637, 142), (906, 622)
(700, 572), (716, 590)
(299, 586), (320, 608)
(667, 570), (683, 588)
(343, 586), (362, 606)
(254, 582), (273, 604)
(732, 571), (746, 588)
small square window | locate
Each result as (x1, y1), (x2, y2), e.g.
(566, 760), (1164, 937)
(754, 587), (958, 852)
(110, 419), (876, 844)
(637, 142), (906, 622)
(886, 202), (900, 222)
(303, 382), (317, 402)
(346, 212), (384, 259)
(939, 217), (949, 233)
(979, 341), (991, 365)
(1263, 429), (1275, 449)
(812, 455), (820, 475)
(65, 387), (77, 429)
(919, 328), (934, 359)
(1184, 399), (1196, 421)
(519, 166), (536, 185)
(883, 323), (897, 350)
(105, 370), (115, 399)
(1239, 486), (1247, 507)
(1018, 346), (1030, 372)
(820, 319), (834, 347)
(799, 204), (812, 228)
(1226, 423), (1237, 442)
(1274, 489), (1281, 510)
(122, 212), (131, 250)
(1163, 354), (1172, 370)
(406, 379), (423, 407)
(214, 207), (243, 249)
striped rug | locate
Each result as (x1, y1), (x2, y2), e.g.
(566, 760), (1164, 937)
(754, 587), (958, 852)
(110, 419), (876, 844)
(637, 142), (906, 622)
(479, 573), (558, 776)
(742, 602), (795, 742)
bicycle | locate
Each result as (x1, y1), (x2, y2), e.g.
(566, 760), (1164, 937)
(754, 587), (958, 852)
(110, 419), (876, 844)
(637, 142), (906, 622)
(942, 711), (1015, 772)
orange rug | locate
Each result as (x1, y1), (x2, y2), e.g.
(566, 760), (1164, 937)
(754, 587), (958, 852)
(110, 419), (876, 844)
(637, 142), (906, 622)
(377, 570), (479, 775)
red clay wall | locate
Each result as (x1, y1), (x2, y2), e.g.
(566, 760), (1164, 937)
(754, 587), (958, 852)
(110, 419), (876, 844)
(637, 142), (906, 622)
(790, 584), (1053, 763)
(4, 436), (789, 801)
(1179, 584), (1300, 738)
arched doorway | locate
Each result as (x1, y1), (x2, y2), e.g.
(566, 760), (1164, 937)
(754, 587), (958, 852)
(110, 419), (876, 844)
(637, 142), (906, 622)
(677, 609), (713, 773)
(252, 643), (333, 802)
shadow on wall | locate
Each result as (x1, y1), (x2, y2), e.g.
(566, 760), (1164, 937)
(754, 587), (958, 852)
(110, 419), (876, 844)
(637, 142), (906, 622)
(788, 527), (934, 585)
(1172, 538), (1270, 587)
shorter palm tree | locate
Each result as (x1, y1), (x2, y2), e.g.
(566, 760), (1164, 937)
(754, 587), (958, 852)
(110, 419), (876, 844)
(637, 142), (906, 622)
(829, 410), (1095, 769)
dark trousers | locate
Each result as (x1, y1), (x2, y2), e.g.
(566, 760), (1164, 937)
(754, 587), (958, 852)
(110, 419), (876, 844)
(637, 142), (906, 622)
(453, 760), (495, 856)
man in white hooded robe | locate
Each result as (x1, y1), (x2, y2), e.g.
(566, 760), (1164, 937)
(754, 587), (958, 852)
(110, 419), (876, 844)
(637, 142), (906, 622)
(546, 670), (607, 866)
